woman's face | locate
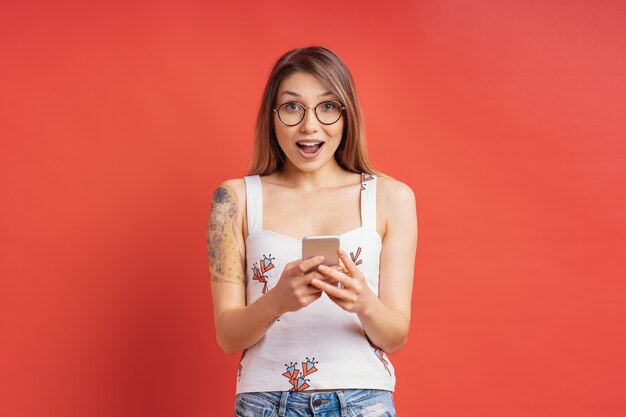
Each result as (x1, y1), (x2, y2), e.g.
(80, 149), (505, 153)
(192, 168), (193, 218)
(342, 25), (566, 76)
(273, 71), (344, 173)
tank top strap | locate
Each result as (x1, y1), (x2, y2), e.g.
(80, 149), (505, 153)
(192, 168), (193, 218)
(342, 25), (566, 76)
(243, 175), (263, 236)
(360, 173), (377, 231)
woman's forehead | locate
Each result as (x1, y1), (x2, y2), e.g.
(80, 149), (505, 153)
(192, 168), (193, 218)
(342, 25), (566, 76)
(277, 71), (336, 99)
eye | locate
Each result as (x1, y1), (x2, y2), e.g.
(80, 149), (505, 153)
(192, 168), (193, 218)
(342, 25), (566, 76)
(282, 102), (302, 112)
(319, 101), (339, 112)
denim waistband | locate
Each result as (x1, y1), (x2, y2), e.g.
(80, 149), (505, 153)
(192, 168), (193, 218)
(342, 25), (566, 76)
(239, 389), (388, 416)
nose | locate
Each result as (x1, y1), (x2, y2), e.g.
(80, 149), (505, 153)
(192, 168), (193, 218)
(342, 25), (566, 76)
(299, 107), (319, 133)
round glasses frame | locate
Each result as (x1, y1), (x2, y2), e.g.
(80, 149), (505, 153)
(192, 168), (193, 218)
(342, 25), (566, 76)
(273, 101), (346, 126)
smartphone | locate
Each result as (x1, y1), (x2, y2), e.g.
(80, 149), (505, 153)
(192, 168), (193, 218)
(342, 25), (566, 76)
(302, 235), (340, 267)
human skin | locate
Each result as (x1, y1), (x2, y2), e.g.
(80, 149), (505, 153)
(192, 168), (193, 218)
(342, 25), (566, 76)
(208, 71), (417, 355)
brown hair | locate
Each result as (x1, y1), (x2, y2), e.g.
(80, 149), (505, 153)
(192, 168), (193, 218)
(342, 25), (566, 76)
(248, 46), (379, 175)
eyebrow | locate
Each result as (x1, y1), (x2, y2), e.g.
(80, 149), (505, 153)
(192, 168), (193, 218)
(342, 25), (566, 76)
(279, 90), (336, 98)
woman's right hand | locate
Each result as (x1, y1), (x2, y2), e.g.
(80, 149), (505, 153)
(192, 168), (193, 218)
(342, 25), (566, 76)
(268, 256), (337, 315)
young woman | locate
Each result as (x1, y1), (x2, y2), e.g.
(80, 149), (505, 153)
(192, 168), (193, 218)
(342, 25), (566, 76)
(208, 46), (417, 417)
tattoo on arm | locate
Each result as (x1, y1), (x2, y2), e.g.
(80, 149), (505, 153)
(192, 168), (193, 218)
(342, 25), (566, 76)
(207, 186), (245, 285)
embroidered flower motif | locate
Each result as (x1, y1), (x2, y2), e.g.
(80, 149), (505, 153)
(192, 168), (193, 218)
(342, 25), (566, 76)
(282, 357), (319, 391)
(350, 246), (363, 266)
(251, 254), (276, 294)
(251, 263), (267, 294)
(301, 357), (318, 377)
(360, 173), (374, 190)
(260, 254), (275, 274)
(368, 339), (391, 376)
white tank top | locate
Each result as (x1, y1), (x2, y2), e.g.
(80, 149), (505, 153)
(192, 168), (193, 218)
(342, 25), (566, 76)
(236, 173), (395, 394)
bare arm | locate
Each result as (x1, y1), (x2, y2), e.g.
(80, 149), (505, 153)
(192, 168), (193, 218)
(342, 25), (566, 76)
(358, 179), (417, 353)
(208, 182), (281, 354)
(312, 179), (418, 354)
(208, 181), (330, 355)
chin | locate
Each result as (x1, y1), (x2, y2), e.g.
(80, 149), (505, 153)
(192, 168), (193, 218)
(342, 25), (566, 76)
(289, 155), (333, 173)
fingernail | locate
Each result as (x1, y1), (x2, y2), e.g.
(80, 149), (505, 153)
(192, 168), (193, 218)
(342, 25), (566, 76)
(317, 256), (324, 261)
(318, 265), (326, 271)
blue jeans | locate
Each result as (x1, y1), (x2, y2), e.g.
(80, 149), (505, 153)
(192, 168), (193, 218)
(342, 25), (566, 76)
(234, 389), (396, 417)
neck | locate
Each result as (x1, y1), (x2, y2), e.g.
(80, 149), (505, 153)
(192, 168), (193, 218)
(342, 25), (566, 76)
(278, 158), (347, 191)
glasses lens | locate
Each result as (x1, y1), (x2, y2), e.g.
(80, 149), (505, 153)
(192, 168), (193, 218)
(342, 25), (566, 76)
(315, 101), (342, 124)
(278, 103), (304, 126)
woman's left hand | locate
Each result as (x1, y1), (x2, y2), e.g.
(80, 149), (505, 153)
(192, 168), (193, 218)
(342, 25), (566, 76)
(310, 249), (376, 314)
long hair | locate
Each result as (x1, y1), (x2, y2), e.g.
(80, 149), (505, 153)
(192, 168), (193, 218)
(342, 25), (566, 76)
(248, 46), (378, 175)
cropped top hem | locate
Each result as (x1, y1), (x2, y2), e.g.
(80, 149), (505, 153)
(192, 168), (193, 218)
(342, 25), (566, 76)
(236, 382), (395, 395)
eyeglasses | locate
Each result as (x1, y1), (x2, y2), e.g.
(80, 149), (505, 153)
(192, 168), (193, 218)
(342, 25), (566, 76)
(273, 101), (345, 126)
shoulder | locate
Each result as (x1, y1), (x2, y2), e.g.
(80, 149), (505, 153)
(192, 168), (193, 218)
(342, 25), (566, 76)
(375, 175), (417, 239)
(210, 178), (247, 223)
(217, 178), (245, 195)
(376, 175), (416, 208)
(210, 178), (248, 236)
(212, 178), (246, 207)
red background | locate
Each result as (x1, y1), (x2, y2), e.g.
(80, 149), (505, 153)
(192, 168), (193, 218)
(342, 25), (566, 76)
(1, 1), (625, 416)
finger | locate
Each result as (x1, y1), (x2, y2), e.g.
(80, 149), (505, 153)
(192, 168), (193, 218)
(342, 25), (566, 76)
(304, 262), (340, 276)
(306, 271), (337, 285)
(326, 293), (344, 305)
(306, 273), (335, 293)
(320, 264), (342, 274)
(310, 277), (350, 299)
(304, 285), (324, 297)
(311, 274), (337, 289)
(338, 249), (359, 277)
(308, 285), (324, 294)
(298, 256), (325, 275)
(317, 265), (350, 289)
(318, 273), (339, 286)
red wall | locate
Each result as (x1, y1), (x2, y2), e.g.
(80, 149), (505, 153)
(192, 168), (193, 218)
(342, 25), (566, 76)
(2, 1), (625, 416)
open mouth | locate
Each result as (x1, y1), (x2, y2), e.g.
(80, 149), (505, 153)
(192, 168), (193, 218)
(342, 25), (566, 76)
(296, 141), (324, 155)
